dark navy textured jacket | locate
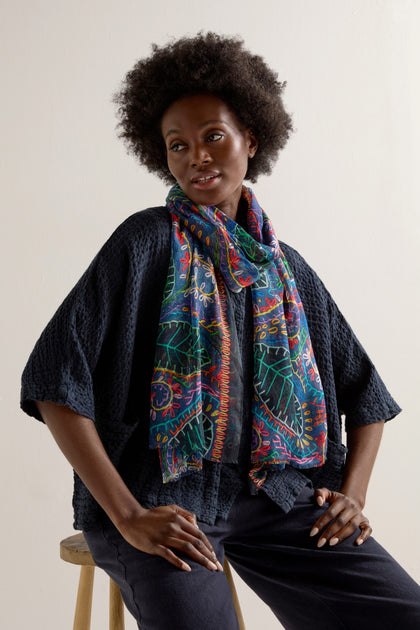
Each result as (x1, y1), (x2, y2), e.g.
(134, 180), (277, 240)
(21, 207), (401, 530)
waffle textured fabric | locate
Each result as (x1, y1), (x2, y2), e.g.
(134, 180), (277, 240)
(21, 207), (401, 530)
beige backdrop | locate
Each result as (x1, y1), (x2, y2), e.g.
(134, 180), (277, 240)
(1, 1), (419, 628)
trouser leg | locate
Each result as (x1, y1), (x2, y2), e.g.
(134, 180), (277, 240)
(84, 522), (240, 630)
(223, 487), (420, 630)
(84, 487), (420, 630)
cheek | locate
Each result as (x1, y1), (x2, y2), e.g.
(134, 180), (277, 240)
(230, 148), (250, 180)
(166, 154), (181, 180)
(230, 138), (251, 168)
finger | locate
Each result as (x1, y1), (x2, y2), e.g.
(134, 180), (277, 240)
(166, 524), (221, 570)
(318, 510), (363, 547)
(166, 535), (220, 571)
(178, 517), (219, 559)
(355, 521), (373, 546)
(167, 514), (222, 570)
(314, 487), (330, 507)
(157, 545), (192, 572)
(176, 506), (198, 526)
(319, 514), (371, 548)
(310, 496), (349, 537)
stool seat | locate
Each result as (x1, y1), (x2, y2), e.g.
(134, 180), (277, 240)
(60, 533), (95, 566)
(60, 532), (245, 629)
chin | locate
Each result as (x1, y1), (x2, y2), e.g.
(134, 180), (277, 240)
(187, 192), (218, 207)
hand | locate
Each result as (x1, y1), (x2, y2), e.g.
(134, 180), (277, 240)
(35, 402), (223, 573)
(118, 503), (223, 573)
(310, 487), (372, 548)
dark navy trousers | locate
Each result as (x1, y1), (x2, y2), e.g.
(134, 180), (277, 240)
(84, 488), (420, 629)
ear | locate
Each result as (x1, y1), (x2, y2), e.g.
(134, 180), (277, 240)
(247, 129), (258, 158)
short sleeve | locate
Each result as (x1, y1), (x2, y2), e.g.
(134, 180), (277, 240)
(20, 233), (128, 422)
(20, 207), (172, 429)
(279, 240), (401, 433)
(327, 291), (401, 430)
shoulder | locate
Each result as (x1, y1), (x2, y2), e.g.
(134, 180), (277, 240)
(92, 206), (171, 270)
(279, 240), (326, 294)
(279, 240), (309, 271)
(101, 206), (171, 251)
(278, 241), (336, 335)
(117, 205), (171, 234)
(57, 206), (171, 309)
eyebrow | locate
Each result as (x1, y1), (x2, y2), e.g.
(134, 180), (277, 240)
(164, 119), (226, 140)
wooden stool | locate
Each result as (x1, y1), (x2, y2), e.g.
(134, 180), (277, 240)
(60, 532), (246, 630)
(60, 533), (124, 630)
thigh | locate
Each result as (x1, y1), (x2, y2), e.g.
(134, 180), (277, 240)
(224, 488), (420, 630)
(84, 523), (240, 630)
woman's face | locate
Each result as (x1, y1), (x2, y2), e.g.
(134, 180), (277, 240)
(161, 94), (257, 220)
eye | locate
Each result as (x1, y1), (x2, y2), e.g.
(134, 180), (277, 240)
(207, 132), (224, 142)
(169, 142), (186, 152)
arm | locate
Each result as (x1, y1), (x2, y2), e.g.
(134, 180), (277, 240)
(310, 420), (384, 547)
(37, 400), (222, 572)
(340, 420), (384, 505)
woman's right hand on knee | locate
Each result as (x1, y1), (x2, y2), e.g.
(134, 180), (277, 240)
(34, 404), (220, 572)
(117, 503), (223, 573)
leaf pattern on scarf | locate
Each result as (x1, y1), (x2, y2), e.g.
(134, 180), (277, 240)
(149, 184), (327, 488)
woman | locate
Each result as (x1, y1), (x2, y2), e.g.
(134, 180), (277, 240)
(21, 33), (420, 629)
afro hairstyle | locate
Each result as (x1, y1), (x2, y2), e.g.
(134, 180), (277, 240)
(113, 32), (293, 183)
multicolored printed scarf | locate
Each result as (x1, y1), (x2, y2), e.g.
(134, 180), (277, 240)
(150, 184), (327, 488)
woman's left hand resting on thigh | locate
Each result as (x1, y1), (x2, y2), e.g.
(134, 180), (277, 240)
(310, 421), (385, 547)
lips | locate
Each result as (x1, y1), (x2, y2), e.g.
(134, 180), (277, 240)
(193, 175), (218, 184)
(191, 171), (220, 184)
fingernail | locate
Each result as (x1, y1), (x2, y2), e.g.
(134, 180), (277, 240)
(317, 496), (324, 506)
(317, 538), (326, 548)
(208, 561), (218, 571)
(310, 527), (319, 537)
(356, 538), (364, 546)
(212, 554), (222, 568)
(329, 537), (339, 546)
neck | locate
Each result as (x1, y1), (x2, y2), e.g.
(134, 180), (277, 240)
(204, 186), (243, 222)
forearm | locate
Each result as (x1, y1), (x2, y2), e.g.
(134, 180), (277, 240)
(36, 401), (145, 529)
(311, 420), (384, 546)
(36, 400), (221, 572)
(340, 420), (385, 508)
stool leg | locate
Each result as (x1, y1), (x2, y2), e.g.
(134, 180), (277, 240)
(224, 559), (246, 630)
(109, 578), (125, 630)
(73, 565), (95, 630)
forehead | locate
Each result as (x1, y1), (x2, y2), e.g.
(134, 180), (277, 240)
(161, 94), (241, 134)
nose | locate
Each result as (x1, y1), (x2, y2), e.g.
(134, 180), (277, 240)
(189, 142), (212, 167)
